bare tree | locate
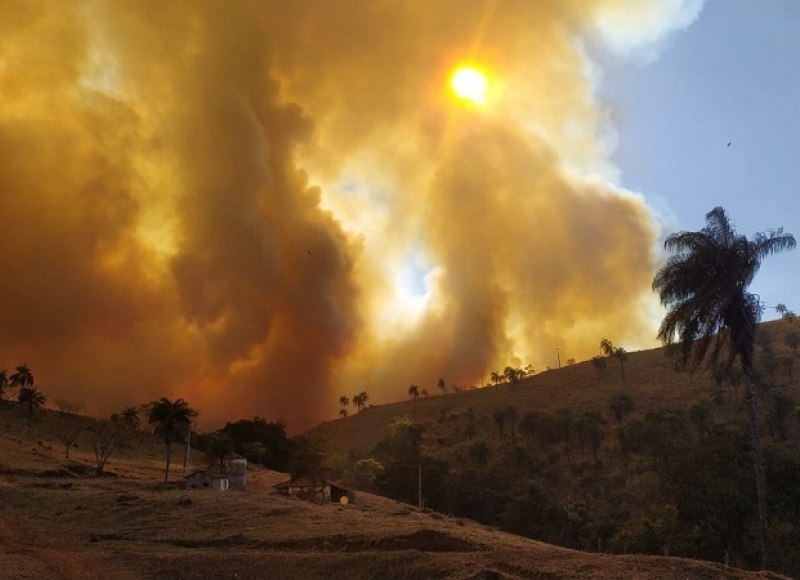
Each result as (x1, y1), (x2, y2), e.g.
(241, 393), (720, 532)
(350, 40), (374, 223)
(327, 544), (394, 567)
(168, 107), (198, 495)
(90, 421), (123, 477)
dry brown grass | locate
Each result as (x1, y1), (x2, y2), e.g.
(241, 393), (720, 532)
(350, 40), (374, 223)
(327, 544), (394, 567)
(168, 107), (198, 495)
(310, 319), (800, 465)
(0, 386), (792, 579)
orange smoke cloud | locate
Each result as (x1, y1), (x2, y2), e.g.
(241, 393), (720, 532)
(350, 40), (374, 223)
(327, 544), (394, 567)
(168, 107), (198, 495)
(0, 0), (702, 431)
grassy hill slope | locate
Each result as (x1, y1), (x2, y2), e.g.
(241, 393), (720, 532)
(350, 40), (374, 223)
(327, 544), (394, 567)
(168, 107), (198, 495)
(0, 399), (788, 579)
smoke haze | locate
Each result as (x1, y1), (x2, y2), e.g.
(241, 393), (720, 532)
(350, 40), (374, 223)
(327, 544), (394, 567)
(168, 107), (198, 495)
(0, 0), (703, 431)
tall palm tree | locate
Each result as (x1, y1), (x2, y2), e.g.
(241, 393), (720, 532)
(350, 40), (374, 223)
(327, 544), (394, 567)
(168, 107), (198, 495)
(652, 206), (795, 569)
(10, 364), (34, 398)
(613, 347), (628, 387)
(408, 385), (419, 400)
(147, 397), (197, 483)
(18, 386), (46, 427)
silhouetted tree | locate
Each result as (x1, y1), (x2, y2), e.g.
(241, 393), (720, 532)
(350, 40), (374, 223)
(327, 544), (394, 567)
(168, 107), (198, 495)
(408, 384), (420, 400)
(591, 356), (607, 380)
(437, 377), (446, 395)
(18, 386), (46, 427)
(10, 364), (34, 399)
(121, 406), (140, 431)
(652, 205), (796, 568)
(490, 371), (501, 386)
(148, 397), (197, 483)
(613, 347), (628, 386)
(599, 338), (614, 358)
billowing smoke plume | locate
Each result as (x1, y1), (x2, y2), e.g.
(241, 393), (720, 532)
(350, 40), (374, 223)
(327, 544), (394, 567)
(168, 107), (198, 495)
(0, 0), (703, 431)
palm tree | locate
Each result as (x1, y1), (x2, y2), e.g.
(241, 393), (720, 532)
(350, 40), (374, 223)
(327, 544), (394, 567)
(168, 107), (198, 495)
(591, 356), (607, 380)
(10, 364), (34, 398)
(652, 206), (796, 569)
(437, 377), (446, 395)
(359, 390), (369, 409)
(408, 385), (419, 400)
(18, 386), (46, 427)
(121, 406), (140, 431)
(339, 395), (350, 417)
(613, 347), (628, 386)
(490, 371), (501, 387)
(339, 408), (348, 418)
(147, 397), (197, 483)
(599, 338), (614, 358)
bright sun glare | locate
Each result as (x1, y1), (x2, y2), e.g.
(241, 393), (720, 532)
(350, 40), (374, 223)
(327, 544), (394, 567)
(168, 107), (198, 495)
(451, 67), (489, 105)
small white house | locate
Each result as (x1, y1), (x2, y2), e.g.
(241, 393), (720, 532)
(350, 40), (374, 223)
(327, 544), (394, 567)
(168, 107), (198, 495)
(185, 469), (229, 491)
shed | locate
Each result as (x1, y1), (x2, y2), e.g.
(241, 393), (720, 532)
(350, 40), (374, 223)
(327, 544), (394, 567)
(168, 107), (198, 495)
(185, 470), (229, 491)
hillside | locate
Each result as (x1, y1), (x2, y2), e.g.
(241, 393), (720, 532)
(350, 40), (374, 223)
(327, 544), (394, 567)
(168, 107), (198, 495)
(309, 318), (797, 460)
(0, 402), (789, 580)
(305, 318), (800, 576)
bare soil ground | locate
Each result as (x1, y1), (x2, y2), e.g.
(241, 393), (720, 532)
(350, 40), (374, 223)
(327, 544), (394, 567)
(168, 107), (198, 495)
(0, 408), (789, 580)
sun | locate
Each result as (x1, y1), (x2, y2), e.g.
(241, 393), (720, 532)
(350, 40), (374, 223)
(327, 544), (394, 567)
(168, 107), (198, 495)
(450, 66), (489, 105)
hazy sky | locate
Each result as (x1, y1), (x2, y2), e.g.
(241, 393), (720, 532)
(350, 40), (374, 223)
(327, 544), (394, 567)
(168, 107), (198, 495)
(0, 1), (796, 431)
(604, 0), (800, 317)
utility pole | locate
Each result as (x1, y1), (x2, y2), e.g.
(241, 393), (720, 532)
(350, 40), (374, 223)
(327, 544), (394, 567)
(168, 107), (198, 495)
(556, 347), (561, 369)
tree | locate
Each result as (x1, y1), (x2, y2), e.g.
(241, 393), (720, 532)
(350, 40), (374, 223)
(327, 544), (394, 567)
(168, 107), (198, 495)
(147, 397), (197, 483)
(353, 391), (369, 412)
(608, 392), (635, 425)
(339, 408), (348, 418)
(492, 408), (507, 446)
(204, 431), (235, 471)
(10, 364), (34, 399)
(503, 366), (521, 385)
(437, 377), (446, 395)
(490, 371), (501, 387)
(652, 205), (796, 568)
(613, 347), (628, 387)
(599, 338), (614, 358)
(420, 388), (428, 397)
(408, 384), (420, 400)
(591, 356), (607, 380)
(243, 440), (266, 464)
(121, 406), (140, 431)
(339, 395), (350, 417)
(52, 400), (85, 458)
(18, 386), (46, 427)
(575, 411), (605, 461)
(90, 420), (123, 477)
